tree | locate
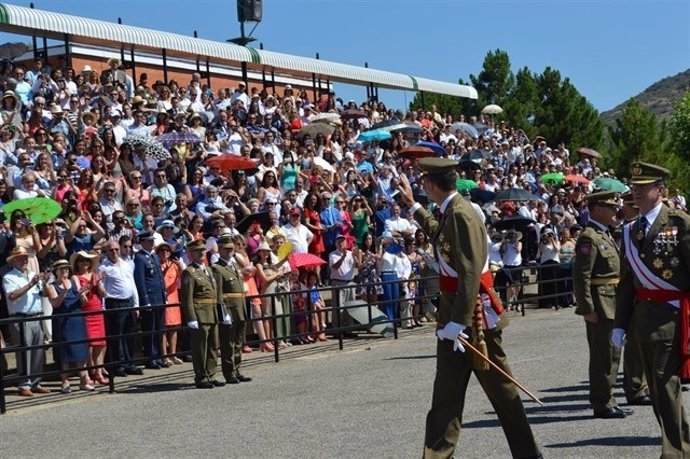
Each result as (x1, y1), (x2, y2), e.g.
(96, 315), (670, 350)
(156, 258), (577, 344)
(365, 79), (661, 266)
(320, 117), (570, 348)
(502, 67), (538, 139)
(670, 92), (690, 160)
(469, 49), (514, 108)
(606, 99), (663, 178)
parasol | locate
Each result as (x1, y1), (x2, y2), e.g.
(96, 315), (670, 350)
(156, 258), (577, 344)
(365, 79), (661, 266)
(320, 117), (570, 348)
(414, 141), (445, 156)
(236, 211), (272, 235)
(482, 104), (503, 115)
(289, 252), (327, 270)
(450, 122), (479, 138)
(157, 132), (203, 149)
(541, 173), (565, 185)
(309, 112), (341, 124)
(296, 123), (335, 139)
(399, 145), (435, 159)
(564, 174), (590, 185)
(577, 147), (601, 159)
(340, 108), (367, 120)
(456, 179), (479, 191)
(313, 157), (336, 173)
(494, 188), (539, 202)
(357, 129), (391, 143)
(593, 177), (627, 193)
(205, 155), (258, 172)
(493, 216), (537, 233)
(0, 42), (29, 61)
(124, 133), (171, 160)
(2, 197), (62, 225)
(371, 119), (400, 130)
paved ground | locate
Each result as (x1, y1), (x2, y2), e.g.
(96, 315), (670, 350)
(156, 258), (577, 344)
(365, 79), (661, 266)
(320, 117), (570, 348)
(1, 308), (679, 458)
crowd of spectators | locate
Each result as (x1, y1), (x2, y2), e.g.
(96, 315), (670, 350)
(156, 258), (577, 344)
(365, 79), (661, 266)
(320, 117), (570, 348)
(0, 55), (688, 395)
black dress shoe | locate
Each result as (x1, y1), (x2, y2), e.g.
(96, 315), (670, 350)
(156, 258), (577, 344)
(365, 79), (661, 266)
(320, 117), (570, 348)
(211, 380), (226, 387)
(235, 373), (252, 382)
(226, 376), (240, 384)
(183, 354), (193, 363)
(195, 382), (214, 389)
(145, 362), (161, 370)
(124, 366), (143, 376)
(628, 395), (653, 406)
(593, 407), (627, 419)
(113, 368), (127, 377)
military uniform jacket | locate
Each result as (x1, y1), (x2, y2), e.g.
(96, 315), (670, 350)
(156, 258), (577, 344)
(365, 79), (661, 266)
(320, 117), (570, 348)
(573, 222), (620, 319)
(181, 263), (219, 325)
(212, 259), (247, 322)
(133, 250), (166, 306)
(615, 205), (690, 339)
(413, 194), (486, 328)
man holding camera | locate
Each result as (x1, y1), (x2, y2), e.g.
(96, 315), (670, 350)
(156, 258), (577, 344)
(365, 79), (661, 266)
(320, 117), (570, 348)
(573, 191), (632, 419)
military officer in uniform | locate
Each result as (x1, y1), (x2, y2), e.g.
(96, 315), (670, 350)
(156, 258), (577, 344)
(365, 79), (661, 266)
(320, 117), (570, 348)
(573, 191), (633, 418)
(618, 192), (652, 406)
(613, 162), (690, 457)
(399, 158), (541, 459)
(181, 239), (225, 389)
(212, 235), (252, 384)
(133, 230), (167, 369)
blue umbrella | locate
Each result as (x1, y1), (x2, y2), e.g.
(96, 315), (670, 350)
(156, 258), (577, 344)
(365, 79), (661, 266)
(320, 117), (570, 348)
(157, 131), (203, 148)
(357, 129), (391, 143)
(450, 122), (479, 139)
(415, 141), (445, 156)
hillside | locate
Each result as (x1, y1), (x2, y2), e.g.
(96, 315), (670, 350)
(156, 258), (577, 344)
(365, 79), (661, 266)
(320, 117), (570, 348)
(600, 69), (690, 125)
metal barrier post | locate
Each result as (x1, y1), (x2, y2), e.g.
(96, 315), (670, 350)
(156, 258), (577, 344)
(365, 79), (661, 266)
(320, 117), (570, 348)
(0, 345), (6, 414)
(334, 285), (343, 351)
(270, 295), (279, 363)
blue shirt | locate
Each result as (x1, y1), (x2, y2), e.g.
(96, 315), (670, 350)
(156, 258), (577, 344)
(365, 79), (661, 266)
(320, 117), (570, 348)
(319, 205), (342, 248)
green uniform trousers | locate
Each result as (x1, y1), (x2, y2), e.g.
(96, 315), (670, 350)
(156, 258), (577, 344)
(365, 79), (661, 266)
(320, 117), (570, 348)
(585, 318), (622, 411)
(191, 322), (218, 385)
(219, 319), (247, 381)
(423, 329), (540, 459)
(623, 324), (649, 402)
(634, 304), (690, 458)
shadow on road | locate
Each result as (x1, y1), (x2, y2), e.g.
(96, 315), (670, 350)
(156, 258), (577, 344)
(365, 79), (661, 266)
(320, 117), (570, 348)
(384, 355), (436, 360)
(545, 435), (660, 448)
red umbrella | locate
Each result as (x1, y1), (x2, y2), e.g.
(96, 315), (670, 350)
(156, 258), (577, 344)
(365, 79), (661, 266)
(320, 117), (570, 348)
(399, 146), (435, 159)
(289, 253), (327, 270)
(564, 174), (590, 184)
(205, 155), (258, 172)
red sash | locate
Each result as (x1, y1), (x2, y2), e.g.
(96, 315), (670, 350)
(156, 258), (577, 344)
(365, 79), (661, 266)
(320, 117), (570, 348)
(636, 287), (690, 382)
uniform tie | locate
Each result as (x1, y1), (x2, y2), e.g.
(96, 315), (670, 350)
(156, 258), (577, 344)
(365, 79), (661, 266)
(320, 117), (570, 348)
(639, 216), (649, 238)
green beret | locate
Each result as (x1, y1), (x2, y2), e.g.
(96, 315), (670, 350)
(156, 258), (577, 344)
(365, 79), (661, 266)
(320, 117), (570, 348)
(630, 162), (670, 185)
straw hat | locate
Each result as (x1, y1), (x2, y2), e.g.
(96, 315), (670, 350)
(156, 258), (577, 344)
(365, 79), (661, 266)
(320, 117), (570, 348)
(69, 250), (100, 272)
(6, 246), (29, 263)
(52, 259), (71, 273)
(256, 240), (271, 252)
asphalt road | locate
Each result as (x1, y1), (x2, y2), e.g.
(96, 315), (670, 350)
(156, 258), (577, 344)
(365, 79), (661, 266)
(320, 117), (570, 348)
(1, 308), (677, 458)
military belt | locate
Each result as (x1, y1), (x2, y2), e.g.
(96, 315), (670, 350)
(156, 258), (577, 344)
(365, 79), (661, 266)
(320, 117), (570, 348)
(590, 278), (620, 286)
(195, 298), (216, 305)
(223, 293), (246, 299)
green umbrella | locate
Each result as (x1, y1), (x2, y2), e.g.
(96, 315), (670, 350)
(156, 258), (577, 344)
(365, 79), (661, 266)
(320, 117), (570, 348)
(593, 177), (628, 193)
(541, 173), (564, 185)
(2, 197), (62, 225)
(456, 179), (478, 191)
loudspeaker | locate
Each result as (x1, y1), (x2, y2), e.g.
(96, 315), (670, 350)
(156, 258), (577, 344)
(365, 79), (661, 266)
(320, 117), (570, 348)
(237, 0), (262, 22)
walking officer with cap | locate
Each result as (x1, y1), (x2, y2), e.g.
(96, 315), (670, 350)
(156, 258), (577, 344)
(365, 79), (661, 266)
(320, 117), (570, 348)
(399, 157), (541, 459)
(573, 191), (635, 418)
(613, 162), (690, 457)
(181, 239), (225, 389)
(212, 235), (251, 385)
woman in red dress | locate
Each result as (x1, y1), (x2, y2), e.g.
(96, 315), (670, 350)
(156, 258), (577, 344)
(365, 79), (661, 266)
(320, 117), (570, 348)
(303, 192), (325, 256)
(71, 251), (108, 385)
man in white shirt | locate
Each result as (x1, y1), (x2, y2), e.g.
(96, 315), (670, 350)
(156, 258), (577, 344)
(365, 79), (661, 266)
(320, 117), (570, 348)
(97, 240), (142, 377)
(282, 208), (313, 253)
(2, 247), (50, 396)
(329, 235), (357, 325)
(385, 204), (415, 238)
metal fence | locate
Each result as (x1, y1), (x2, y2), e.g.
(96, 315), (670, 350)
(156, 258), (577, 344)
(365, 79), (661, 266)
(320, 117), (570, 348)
(0, 262), (574, 414)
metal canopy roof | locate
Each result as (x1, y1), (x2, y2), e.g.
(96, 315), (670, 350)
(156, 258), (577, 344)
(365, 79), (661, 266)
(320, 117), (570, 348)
(0, 3), (477, 99)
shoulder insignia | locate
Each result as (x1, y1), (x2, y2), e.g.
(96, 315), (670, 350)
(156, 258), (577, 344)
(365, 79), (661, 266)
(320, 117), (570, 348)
(579, 242), (591, 255)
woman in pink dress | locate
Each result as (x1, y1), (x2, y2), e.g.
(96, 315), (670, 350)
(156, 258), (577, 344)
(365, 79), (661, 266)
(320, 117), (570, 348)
(157, 243), (183, 366)
(71, 251), (108, 385)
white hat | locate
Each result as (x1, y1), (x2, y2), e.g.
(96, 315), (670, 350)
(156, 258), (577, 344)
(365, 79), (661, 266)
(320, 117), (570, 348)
(81, 65), (92, 73)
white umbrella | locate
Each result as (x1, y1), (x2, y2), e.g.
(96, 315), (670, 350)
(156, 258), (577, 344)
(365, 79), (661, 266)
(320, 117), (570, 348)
(313, 156), (336, 173)
(482, 104), (503, 115)
(309, 112), (342, 125)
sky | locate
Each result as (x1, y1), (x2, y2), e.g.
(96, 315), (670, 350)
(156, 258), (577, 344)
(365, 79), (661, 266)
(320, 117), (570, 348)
(0, 0), (688, 113)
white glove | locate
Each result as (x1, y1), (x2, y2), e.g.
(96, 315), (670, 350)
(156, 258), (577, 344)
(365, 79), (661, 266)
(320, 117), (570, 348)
(611, 328), (626, 348)
(187, 320), (199, 330)
(436, 321), (469, 352)
(223, 314), (232, 325)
